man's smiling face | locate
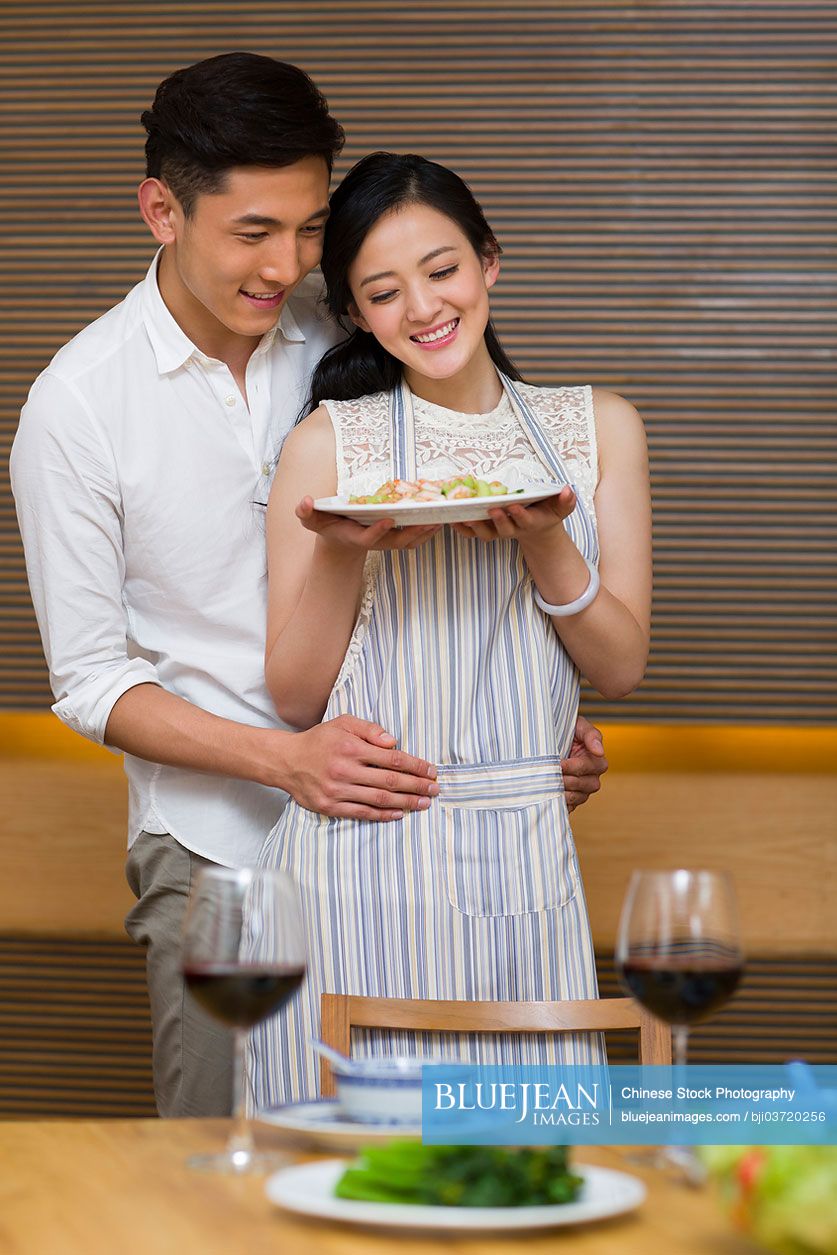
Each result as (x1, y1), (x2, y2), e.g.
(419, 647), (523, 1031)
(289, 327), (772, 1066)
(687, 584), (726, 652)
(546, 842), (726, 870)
(154, 156), (330, 354)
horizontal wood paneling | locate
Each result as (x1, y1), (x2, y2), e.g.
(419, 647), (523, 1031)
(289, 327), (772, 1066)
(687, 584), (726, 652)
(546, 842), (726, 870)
(0, 937), (156, 1117)
(2, 748), (834, 951)
(597, 955), (837, 1065)
(1, 2), (835, 721)
(0, 731), (833, 1116)
(5, 713), (837, 770)
(0, 938), (832, 1117)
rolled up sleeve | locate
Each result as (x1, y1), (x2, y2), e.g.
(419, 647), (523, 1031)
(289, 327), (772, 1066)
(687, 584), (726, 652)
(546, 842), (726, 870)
(10, 372), (160, 744)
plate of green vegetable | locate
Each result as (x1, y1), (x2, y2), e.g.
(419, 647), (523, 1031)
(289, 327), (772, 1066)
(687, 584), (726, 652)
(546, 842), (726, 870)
(265, 1143), (645, 1232)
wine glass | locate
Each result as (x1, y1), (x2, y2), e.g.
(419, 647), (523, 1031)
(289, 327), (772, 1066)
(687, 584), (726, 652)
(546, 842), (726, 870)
(181, 866), (305, 1174)
(615, 869), (744, 1182)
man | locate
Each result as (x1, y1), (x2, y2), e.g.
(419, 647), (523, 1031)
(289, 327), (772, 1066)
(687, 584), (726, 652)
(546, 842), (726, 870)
(10, 53), (608, 1117)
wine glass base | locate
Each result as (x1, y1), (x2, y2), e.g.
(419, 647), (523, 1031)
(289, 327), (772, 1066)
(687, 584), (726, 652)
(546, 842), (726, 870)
(186, 1149), (289, 1176)
(624, 1145), (707, 1188)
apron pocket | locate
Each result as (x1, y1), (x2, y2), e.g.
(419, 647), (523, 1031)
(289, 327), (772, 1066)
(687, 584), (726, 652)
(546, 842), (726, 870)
(435, 757), (578, 918)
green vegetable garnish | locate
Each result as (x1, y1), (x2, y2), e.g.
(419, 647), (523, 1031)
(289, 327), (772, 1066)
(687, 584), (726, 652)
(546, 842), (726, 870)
(350, 476), (529, 504)
(701, 1145), (837, 1255)
(334, 1142), (583, 1208)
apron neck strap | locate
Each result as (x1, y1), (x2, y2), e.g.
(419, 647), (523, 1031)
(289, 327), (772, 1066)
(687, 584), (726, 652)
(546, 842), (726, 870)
(388, 379), (417, 482)
(387, 369), (571, 488)
(498, 373), (571, 487)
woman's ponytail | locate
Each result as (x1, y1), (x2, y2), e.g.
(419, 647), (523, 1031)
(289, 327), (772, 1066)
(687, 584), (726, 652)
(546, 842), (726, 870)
(304, 319), (521, 420)
(305, 325), (402, 414)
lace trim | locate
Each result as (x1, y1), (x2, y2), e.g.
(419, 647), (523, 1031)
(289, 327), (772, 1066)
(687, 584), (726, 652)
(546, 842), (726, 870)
(325, 399), (346, 493)
(411, 392), (512, 428)
(332, 552), (382, 692)
(584, 385), (600, 491)
(324, 384), (598, 515)
(322, 393), (389, 498)
(514, 382), (597, 512)
(324, 383), (598, 698)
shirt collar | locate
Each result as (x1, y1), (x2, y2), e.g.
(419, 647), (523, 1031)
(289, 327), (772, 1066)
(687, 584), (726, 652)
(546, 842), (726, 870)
(251, 299), (306, 357)
(140, 250), (197, 374)
(276, 299), (305, 343)
(140, 248), (306, 374)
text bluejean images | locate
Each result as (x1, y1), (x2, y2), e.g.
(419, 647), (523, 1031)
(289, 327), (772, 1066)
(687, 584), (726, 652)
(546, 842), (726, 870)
(421, 1063), (837, 1145)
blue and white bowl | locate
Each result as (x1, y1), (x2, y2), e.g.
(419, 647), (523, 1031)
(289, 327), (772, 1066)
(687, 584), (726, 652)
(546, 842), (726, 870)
(333, 1056), (430, 1126)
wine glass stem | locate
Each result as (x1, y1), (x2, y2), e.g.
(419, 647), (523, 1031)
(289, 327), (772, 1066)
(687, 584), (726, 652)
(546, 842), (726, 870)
(673, 1024), (689, 1070)
(226, 1027), (254, 1167)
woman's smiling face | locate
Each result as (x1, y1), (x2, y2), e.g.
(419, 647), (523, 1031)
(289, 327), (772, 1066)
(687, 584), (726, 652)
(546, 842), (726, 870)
(347, 202), (499, 383)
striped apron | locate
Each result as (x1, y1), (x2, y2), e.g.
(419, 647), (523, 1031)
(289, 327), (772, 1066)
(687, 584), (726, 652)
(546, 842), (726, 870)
(248, 373), (604, 1108)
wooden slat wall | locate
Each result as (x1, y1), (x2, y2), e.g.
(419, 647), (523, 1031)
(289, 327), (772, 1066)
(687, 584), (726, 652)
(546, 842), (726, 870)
(0, 938), (157, 1118)
(1, 736), (833, 1116)
(0, 1), (835, 722)
(3, 747), (835, 951)
(0, 938), (832, 1118)
(597, 955), (837, 1066)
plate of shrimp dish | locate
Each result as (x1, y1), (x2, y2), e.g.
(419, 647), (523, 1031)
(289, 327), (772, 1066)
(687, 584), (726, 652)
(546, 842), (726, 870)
(313, 475), (566, 526)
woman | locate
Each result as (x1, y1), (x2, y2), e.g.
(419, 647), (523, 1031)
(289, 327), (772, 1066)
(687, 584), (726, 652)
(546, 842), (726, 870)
(249, 153), (651, 1107)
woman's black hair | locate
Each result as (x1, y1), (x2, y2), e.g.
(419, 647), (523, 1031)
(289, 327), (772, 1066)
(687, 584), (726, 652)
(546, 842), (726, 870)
(307, 152), (523, 411)
(142, 52), (344, 216)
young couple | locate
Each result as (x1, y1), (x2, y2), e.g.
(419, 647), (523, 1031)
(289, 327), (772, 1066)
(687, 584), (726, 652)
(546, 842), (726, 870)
(11, 53), (650, 1117)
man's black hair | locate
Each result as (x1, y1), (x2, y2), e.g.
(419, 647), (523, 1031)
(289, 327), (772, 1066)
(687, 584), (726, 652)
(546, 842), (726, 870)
(141, 52), (345, 215)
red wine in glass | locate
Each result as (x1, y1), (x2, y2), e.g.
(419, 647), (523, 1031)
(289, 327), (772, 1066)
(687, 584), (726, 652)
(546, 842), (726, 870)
(617, 948), (744, 1027)
(615, 870), (744, 1185)
(181, 867), (306, 1174)
(616, 871), (744, 1060)
(183, 964), (305, 1029)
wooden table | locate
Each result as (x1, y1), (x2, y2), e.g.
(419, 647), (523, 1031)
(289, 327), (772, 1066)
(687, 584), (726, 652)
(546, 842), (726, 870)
(0, 1118), (763, 1255)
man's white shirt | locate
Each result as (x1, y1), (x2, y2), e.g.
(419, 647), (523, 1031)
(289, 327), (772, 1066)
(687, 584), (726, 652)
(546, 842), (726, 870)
(10, 253), (341, 867)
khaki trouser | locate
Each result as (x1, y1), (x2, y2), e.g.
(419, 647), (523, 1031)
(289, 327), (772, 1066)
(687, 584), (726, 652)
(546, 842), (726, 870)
(125, 831), (234, 1117)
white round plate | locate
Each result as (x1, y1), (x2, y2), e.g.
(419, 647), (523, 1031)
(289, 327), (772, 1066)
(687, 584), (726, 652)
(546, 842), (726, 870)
(258, 1100), (421, 1148)
(265, 1158), (646, 1232)
(312, 482), (566, 527)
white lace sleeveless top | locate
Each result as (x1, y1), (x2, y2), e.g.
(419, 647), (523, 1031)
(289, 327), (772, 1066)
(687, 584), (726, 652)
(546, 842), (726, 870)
(324, 382), (598, 520)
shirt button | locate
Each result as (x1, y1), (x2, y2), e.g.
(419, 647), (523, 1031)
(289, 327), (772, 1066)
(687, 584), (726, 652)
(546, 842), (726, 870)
(225, 395), (236, 407)
(262, 463), (271, 477)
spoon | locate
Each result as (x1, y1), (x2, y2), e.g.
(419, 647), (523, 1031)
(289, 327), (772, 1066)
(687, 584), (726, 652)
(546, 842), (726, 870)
(309, 1039), (364, 1074)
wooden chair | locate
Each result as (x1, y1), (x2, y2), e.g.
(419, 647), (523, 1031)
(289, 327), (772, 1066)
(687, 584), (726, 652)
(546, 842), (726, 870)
(319, 994), (671, 1096)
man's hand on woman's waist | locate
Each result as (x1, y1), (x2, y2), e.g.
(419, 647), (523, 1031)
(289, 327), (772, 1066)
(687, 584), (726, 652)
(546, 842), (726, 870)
(280, 715), (439, 821)
(561, 715), (608, 812)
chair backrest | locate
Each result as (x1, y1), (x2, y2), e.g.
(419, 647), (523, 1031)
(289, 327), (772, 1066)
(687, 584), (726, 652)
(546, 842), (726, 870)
(319, 994), (671, 1096)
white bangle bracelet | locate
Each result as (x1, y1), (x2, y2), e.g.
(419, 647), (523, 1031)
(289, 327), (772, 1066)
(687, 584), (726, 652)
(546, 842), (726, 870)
(533, 557), (600, 617)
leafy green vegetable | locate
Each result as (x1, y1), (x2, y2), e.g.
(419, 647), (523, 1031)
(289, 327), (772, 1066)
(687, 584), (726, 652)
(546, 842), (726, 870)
(334, 1142), (583, 1208)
